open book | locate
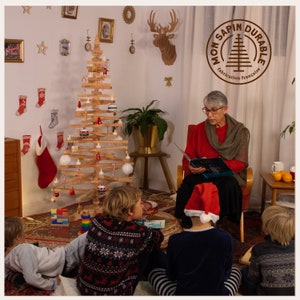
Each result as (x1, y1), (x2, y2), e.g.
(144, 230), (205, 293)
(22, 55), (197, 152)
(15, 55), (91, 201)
(174, 142), (234, 179)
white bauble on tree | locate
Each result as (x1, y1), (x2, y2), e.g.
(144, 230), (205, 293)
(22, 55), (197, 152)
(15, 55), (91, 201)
(122, 163), (133, 175)
(60, 154), (71, 166)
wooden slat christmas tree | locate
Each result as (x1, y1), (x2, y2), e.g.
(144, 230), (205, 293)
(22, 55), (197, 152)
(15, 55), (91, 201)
(52, 35), (134, 213)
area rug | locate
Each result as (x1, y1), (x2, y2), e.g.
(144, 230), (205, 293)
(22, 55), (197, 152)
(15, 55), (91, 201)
(5, 190), (264, 296)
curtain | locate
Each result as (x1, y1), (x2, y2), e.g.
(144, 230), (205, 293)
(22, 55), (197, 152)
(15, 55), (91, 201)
(181, 6), (295, 209)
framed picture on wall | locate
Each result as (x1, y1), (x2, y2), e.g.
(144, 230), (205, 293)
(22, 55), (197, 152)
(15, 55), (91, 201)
(98, 18), (114, 43)
(5, 39), (24, 63)
(61, 6), (78, 19)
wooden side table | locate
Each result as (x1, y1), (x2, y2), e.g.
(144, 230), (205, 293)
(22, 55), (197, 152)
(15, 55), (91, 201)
(130, 151), (176, 194)
(260, 172), (295, 213)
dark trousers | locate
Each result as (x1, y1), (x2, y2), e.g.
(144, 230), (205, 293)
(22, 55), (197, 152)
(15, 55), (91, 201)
(135, 248), (167, 288)
(240, 266), (258, 295)
(175, 174), (242, 223)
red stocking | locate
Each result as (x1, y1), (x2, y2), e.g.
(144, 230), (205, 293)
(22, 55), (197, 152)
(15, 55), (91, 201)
(21, 134), (31, 155)
(36, 88), (46, 108)
(56, 131), (64, 150)
(36, 127), (57, 188)
(16, 95), (27, 116)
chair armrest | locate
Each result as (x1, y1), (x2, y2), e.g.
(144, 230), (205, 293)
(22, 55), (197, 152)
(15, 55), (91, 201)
(177, 165), (184, 189)
(246, 167), (253, 192)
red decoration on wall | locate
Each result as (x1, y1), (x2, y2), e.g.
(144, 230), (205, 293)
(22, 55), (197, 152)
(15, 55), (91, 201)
(36, 88), (46, 108)
(21, 134), (31, 155)
(16, 95), (27, 116)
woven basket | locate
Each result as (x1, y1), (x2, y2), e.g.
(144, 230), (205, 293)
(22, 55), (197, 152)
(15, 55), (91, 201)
(146, 211), (182, 249)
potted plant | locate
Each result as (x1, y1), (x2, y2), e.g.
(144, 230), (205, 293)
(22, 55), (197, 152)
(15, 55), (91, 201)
(280, 121), (295, 138)
(121, 100), (168, 154)
(280, 79), (295, 139)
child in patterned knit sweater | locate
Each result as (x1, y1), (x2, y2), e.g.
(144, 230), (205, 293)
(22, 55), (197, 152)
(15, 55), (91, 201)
(76, 185), (165, 295)
(5, 216), (87, 291)
(241, 205), (295, 295)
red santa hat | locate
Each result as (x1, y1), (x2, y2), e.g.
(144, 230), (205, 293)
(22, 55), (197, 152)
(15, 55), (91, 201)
(184, 182), (220, 224)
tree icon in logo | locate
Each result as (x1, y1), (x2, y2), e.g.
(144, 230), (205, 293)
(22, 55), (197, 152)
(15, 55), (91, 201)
(206, 19), (272, 85)
(226, 34), (252, 72)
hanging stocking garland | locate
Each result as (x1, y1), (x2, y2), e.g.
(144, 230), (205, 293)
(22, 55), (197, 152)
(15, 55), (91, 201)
(56, 131), (64, 150)
(36, 126), (57, 189)
(21, 134), (31, 155)
(49, 109), (58, 128)
(16, 95), (27, 116)
(36, 88), (46, 108)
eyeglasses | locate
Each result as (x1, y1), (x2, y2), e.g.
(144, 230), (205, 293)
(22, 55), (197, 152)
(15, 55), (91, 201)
(202, 106), (224, 114)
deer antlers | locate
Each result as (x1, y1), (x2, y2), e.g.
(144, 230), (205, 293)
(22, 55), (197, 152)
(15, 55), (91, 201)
(148, 9), (178, 34)
(147, 9), (179, 65)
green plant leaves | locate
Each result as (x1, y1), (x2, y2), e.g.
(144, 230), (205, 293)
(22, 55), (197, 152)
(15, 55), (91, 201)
(121, 100), (168, 141)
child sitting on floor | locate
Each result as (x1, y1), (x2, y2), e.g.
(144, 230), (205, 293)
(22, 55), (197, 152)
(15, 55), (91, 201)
(241, 205), (295, 295)
(76, 185), (165, 296)
(5, 216), (87, 291)
(148, 182), (241, 295)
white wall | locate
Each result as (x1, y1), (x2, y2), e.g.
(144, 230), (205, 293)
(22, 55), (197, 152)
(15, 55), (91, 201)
(5, 6), (186, 216)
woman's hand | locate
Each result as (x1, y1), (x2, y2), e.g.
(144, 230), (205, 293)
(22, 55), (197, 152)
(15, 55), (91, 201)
(189, 164), (206, 174)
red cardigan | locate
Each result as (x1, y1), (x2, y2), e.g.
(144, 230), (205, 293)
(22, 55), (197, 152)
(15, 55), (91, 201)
(183, 122), (245, 176)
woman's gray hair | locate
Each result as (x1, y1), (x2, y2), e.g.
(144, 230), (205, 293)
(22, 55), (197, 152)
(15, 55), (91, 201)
(203, 90), (228, 107)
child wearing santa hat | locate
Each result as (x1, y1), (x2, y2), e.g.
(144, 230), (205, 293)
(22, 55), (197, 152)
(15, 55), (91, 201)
(148, 182), (241, 295)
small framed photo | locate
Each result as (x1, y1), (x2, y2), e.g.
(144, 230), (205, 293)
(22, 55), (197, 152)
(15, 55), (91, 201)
(61, 6), (78, 19)
(5, 39), (24, 63)
(98, 18), (114, 43)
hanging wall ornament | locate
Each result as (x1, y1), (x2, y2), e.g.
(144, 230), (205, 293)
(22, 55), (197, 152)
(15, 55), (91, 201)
(60, 39), (70, 56)
(49, 109), (58, 128)
(165, 77), (173, 87)
(147, 9), (179, 65)
(84, 30), (92, 52)
(36, 126), (57, 189)
(123, 6), (136, 24)
(16, 95), (27, 116)
(37, 41), (48, 55)
(56, 131), (64, 150)
(36, 88), (46, 107)
(22, 6), (32, 14)
(129, 33), (135, 54)
(21, 134), (31, 155)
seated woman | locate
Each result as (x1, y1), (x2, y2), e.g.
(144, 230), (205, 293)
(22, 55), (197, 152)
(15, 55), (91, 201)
(175, 90), (250, 228)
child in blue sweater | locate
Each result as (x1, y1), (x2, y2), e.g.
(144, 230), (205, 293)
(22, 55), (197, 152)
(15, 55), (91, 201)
(149, 182), (241, 295)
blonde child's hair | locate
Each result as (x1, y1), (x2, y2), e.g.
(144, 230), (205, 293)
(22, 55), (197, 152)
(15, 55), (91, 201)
(261, 205), (294, 246)
(5, 216), (24, 251)
(102, 185), (142, 221)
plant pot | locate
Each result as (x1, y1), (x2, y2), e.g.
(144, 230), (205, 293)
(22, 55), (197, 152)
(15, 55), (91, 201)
(134, 125), (159, 154)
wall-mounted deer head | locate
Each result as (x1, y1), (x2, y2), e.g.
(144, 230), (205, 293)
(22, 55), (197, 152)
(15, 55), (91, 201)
(147, 9), (179, 66)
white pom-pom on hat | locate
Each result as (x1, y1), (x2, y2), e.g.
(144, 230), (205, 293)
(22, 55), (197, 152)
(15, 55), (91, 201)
(184, 182), (220, 224)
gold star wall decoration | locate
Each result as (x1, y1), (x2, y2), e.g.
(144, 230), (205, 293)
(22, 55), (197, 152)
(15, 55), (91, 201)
(37, 41), (48, 55)
(164, 77), (173, 87)
(22, 6), (32, 14)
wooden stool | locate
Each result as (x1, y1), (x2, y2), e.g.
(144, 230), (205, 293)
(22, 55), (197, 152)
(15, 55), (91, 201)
(130, 151), (176, 194)
(260, 172), (295, 213)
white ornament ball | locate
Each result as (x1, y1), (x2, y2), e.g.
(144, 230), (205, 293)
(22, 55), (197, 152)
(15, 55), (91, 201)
(122, 163), (133, 175)
(60, 154), (71, 166)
